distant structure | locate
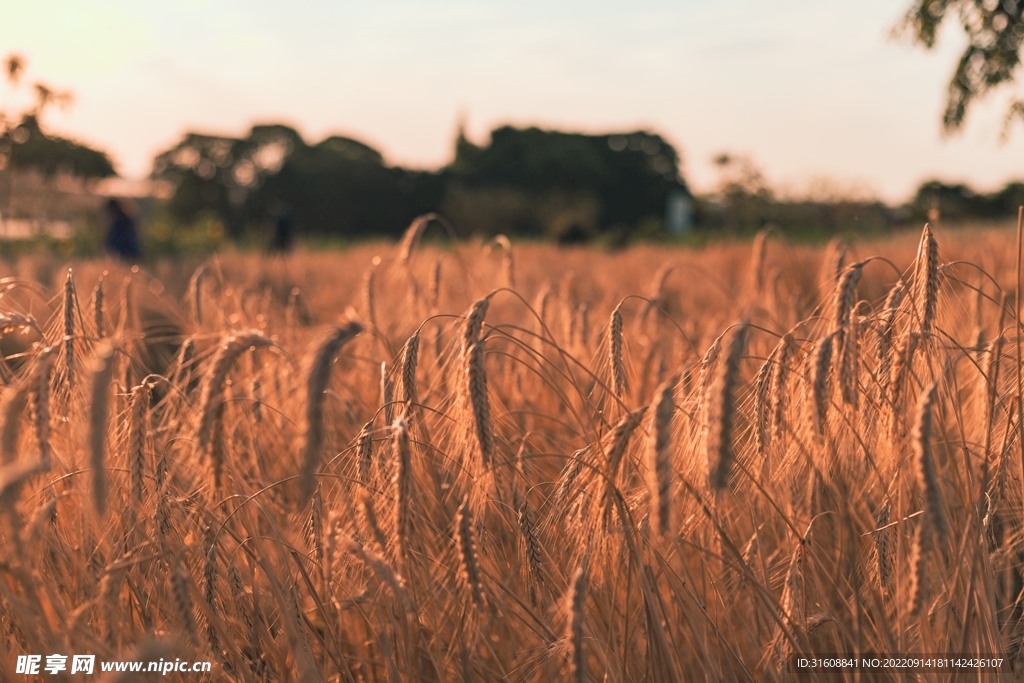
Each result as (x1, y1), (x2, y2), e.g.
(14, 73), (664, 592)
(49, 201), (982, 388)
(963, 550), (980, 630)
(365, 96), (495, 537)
(665, 189), (693, 235)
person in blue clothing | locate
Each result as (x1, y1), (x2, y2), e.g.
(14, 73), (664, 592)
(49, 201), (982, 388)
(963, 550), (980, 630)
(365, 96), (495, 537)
(105, 198), (141, 262)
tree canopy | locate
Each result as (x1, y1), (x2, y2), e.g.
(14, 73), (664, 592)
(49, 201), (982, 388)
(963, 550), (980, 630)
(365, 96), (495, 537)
(898, 1), (1024, 132)
(152, 124), (690, 242)
(152, 124), (443, 239)
(0, 54), (115, 179)
(1, 115), (114, 178)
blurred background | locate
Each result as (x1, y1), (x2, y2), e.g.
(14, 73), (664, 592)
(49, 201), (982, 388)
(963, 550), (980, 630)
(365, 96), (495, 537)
(3, 0), (1024, 254)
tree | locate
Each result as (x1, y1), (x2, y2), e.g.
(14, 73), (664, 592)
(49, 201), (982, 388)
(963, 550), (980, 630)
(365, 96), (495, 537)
(0, 54), (114, 178)
(152, 125), (443, 239)
(446, 126), (688, 241)
(897, 1), (1024, 133)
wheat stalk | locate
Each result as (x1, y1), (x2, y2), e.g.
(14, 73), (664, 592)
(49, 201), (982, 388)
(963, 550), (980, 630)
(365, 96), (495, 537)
(398, 214), (432, 262)
(873, 502), (894, 594)
(359, 490), (390, 554)
(495, 234), (515, 289)
(203, 523), (220, 655)
(89, 342), (116, 516)
(750, 228), (769, 294)
(567, 563), (587, 683)
(429, 257), (442, 312)
(648, 373), (678, 535)
(754, 353), (773, 456)
(63, 269), (75, 391)
(605, 406), (647, 486)
(188, 264), (206, 325)
(94, 274), (105, 339)
(820, 237), (846, 292)
(362, 266), (377, 330)
(1, 374), (29, 464)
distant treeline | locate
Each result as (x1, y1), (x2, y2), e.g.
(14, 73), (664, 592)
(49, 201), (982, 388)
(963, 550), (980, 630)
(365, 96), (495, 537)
(152, 124), (688, 243)
(909, 180), (1024, 223)
(694, 194), (907, 235)
(693, 179), (1024, 236)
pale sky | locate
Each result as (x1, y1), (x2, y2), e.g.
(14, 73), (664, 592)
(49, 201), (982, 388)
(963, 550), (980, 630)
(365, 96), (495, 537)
(3, 0), (1024, 203)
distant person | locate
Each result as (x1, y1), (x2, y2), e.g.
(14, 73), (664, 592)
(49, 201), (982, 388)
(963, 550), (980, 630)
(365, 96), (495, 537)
(104, 198), (141, 262)
(271, 205), (295, 253)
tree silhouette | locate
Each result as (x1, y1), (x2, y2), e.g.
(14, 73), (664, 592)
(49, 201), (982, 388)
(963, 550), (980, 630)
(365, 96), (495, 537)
(0, 54), (114, 179)
(152, 125), (442, 239)
(897, 1), (1024, 133)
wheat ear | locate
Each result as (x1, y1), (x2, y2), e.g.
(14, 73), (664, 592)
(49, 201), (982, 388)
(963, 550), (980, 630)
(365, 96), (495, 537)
(29, 346), (57, 471)
(455, 496), (487, 609)
(171, 563), (198, 645)
(907, 522), (928, 616)
(767, 332), (795, 447)
(466, 340), (494, 468)
(567, 564), (587, 683)
(356, 421), (374, 486)
(605, 406), (648, 485)
(359, 490), (390, 554)
(707, 323), (748, 490)
(400, 331), (420, 427)
(912, 382), (946, 539)
(299, 321), (362, 502)
(391, 417), (411, 561)
(809, 333), (835, 439)
(608, 302), (626, 398)
(518, 497), (544, 606)
(197, 331), (273, 488)
(462, 298), (489, 357)
(914, 223), (939, 336)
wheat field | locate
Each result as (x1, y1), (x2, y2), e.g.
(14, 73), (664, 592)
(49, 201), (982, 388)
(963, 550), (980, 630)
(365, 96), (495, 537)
(0, 222), (1022, 681)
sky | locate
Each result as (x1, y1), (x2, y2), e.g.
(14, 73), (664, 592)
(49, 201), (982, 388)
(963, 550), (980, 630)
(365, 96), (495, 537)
(3, 0), (1024, 203)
